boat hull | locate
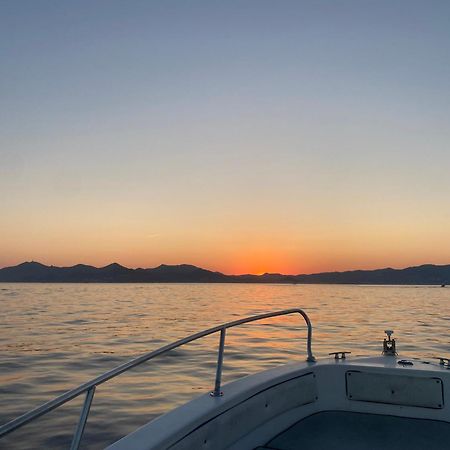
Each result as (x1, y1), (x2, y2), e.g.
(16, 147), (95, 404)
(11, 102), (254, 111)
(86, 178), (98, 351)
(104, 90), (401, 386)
(108, 356), (450, 450)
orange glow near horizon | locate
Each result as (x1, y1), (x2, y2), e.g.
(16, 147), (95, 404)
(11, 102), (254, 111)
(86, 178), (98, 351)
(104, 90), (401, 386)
(222, 248), (301, 275)
(1, 189), (450, 275)
(2, 234), (450, 275)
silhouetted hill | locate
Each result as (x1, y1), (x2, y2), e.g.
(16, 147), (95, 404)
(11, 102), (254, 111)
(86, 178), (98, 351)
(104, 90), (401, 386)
(0, 262), (449, 284)
(294, 264), (450, 285)
(0, 262), (227, 283)
(134, 264), (228, 282)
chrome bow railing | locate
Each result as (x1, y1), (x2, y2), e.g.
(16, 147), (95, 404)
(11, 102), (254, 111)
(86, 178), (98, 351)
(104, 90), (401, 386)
(0, 308), (315, 449)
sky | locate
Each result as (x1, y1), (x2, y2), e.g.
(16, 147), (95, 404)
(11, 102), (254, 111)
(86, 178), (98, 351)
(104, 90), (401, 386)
(1, 0), (449, 275)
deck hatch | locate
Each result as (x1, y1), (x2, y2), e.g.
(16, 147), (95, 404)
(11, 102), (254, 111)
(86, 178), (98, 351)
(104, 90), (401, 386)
(346, 371), (444, 409)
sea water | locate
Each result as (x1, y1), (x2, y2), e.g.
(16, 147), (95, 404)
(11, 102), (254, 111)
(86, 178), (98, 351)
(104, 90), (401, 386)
(0, 283), (449, 449)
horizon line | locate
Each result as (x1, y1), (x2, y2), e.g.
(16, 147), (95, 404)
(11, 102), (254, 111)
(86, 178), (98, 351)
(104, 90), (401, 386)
(2, 260), (449, 278)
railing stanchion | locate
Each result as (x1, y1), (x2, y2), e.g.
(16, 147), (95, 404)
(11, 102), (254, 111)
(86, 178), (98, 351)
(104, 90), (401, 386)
(70, 386), (95, 450)
(299, 311), (316, 362)
(211, 328), (226, 397)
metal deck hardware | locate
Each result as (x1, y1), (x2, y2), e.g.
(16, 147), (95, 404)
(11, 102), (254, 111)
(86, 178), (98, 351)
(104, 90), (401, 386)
(329, 351), (351, 360)
(436, 357), (450, 368)
(397, 360), (414, 366)
(383, 330), (397, 356)
(0, 308), (315, 449)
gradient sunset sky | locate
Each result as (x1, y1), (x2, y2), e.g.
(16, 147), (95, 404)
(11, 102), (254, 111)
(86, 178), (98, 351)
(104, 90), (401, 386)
(1, 1), (449, 275)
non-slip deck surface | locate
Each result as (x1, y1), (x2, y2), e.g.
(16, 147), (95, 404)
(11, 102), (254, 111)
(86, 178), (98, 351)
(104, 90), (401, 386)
(259, 411), (450, 450)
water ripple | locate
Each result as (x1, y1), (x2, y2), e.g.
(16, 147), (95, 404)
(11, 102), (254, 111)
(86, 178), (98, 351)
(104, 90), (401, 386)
(0, 283), (449, 448)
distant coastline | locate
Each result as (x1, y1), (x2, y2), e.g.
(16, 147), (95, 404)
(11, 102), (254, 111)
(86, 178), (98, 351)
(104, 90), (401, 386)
(0, 261), (449, 285)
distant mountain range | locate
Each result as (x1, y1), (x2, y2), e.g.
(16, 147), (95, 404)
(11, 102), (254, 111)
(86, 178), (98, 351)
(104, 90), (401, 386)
(0, 261), (449, 284)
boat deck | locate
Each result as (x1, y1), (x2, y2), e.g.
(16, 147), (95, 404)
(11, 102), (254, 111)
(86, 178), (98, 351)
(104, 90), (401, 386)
(257, 411), (450, 450)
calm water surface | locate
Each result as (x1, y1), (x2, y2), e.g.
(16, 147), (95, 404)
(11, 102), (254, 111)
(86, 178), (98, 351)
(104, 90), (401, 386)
(1, 283), (449, 449)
